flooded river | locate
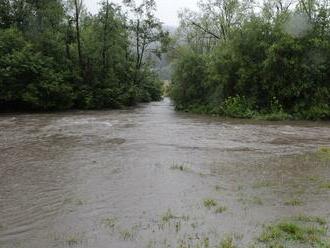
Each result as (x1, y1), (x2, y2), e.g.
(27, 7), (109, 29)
(0, 98), (330, 247)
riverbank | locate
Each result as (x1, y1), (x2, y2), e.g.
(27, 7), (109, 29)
(174, 102), (330, 121)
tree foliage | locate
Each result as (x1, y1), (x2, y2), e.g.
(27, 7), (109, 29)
(0, 0), (166, 111)
(171, 0), (330, 120)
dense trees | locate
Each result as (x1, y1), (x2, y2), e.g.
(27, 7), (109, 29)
(171, 0), (330, 120)
(0, 0), (166, 111)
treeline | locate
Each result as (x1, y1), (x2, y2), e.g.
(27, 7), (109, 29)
(170, 0), (330, 120)
(0, 0), (168, 111)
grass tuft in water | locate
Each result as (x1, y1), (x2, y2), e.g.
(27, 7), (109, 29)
(319, 147), (330, 154)
(292, 215), (327, 225)
(63, 197), (84, 206)
(162, 209), (176, 222)
(320, 182), (330, 189)
(252, 180), (274, 188)
(215, 206), (227, 214)
(119, 229), (134, 240)
(239, 196), (263, 205)
(170, 163), (191, 172)
(102, 217), (117, 229)
(161, 209), (189, 223)
(203, 198), (217, 209)
(317, 147), (330, 160)
(215, 185), (224, 191)
(218, 236), (237, 248)
(65, 235), (81, 246)
(284, 198), (303, 206)
(251, 197), (263, 205)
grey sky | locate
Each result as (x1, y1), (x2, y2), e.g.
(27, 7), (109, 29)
(84, 0), (198, 26)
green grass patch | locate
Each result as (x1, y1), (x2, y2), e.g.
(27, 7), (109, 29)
(317, 147), (330, 160)
(307, 175), (320, 182)
(319, 147), (330, 154)
(320, 182), (330, 189)
(258, 216), (329, 247)
(255, 111), (291, 121)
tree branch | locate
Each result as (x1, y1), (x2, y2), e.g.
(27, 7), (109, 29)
(191, 21), (221, 40)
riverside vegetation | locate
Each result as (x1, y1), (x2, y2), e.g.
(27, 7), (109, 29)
(169, 0), (330, 120)
(0, 0), (169, 111)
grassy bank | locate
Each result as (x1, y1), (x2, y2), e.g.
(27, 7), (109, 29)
(174, 97), (330, 121)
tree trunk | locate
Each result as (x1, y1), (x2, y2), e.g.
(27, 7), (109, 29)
(102, 0), (109, 76)
(74, 0), (83, 71)
(134, 19), (140, 85)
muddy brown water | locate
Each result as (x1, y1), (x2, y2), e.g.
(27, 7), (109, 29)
(0, 98), (330, 247)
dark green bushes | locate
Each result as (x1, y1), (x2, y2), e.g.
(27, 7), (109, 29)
(0, 28), (74, 110)
(0, 1), (163, 111)
(171, 50), (209, 110)
(171, 13), (330, 120)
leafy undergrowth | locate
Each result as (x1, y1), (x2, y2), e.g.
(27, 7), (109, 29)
(257, 215), (330, 247)
(174, 97), (330, 121)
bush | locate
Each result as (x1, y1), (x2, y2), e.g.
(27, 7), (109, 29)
(221, 96), (255, 118)
(0, 29), (74, 110)
(170, 15), (330, 120)
(170, 49), (208, 108)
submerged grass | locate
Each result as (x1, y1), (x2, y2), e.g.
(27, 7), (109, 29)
(215, 185), (225, 191)
(170, 163), (191, 172)
(252, 180), (275, 189)
(215, 206), (227, 214)
(203, 198), (218, 209)
(218, 236), (237, 248)
(284, 199), (304, 206)
(162, 209), (177, 222)
(63, 197), (84, 206)
(317, 147), (330, 160)
(320, 182), (330, 189)
(292, 215), (327, 225)
(65, 234), (83, 246)
(102, 217), (117, 229)
(161, 209), (189, 223)
(258, 215), (329, 247)
(119, 229), (134, 240)
(238, 196), (263, 206)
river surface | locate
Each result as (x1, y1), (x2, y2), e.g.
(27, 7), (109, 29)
(0, 98), (330, 247)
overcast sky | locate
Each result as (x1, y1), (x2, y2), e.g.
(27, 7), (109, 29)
(84, 0), (199, 26)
